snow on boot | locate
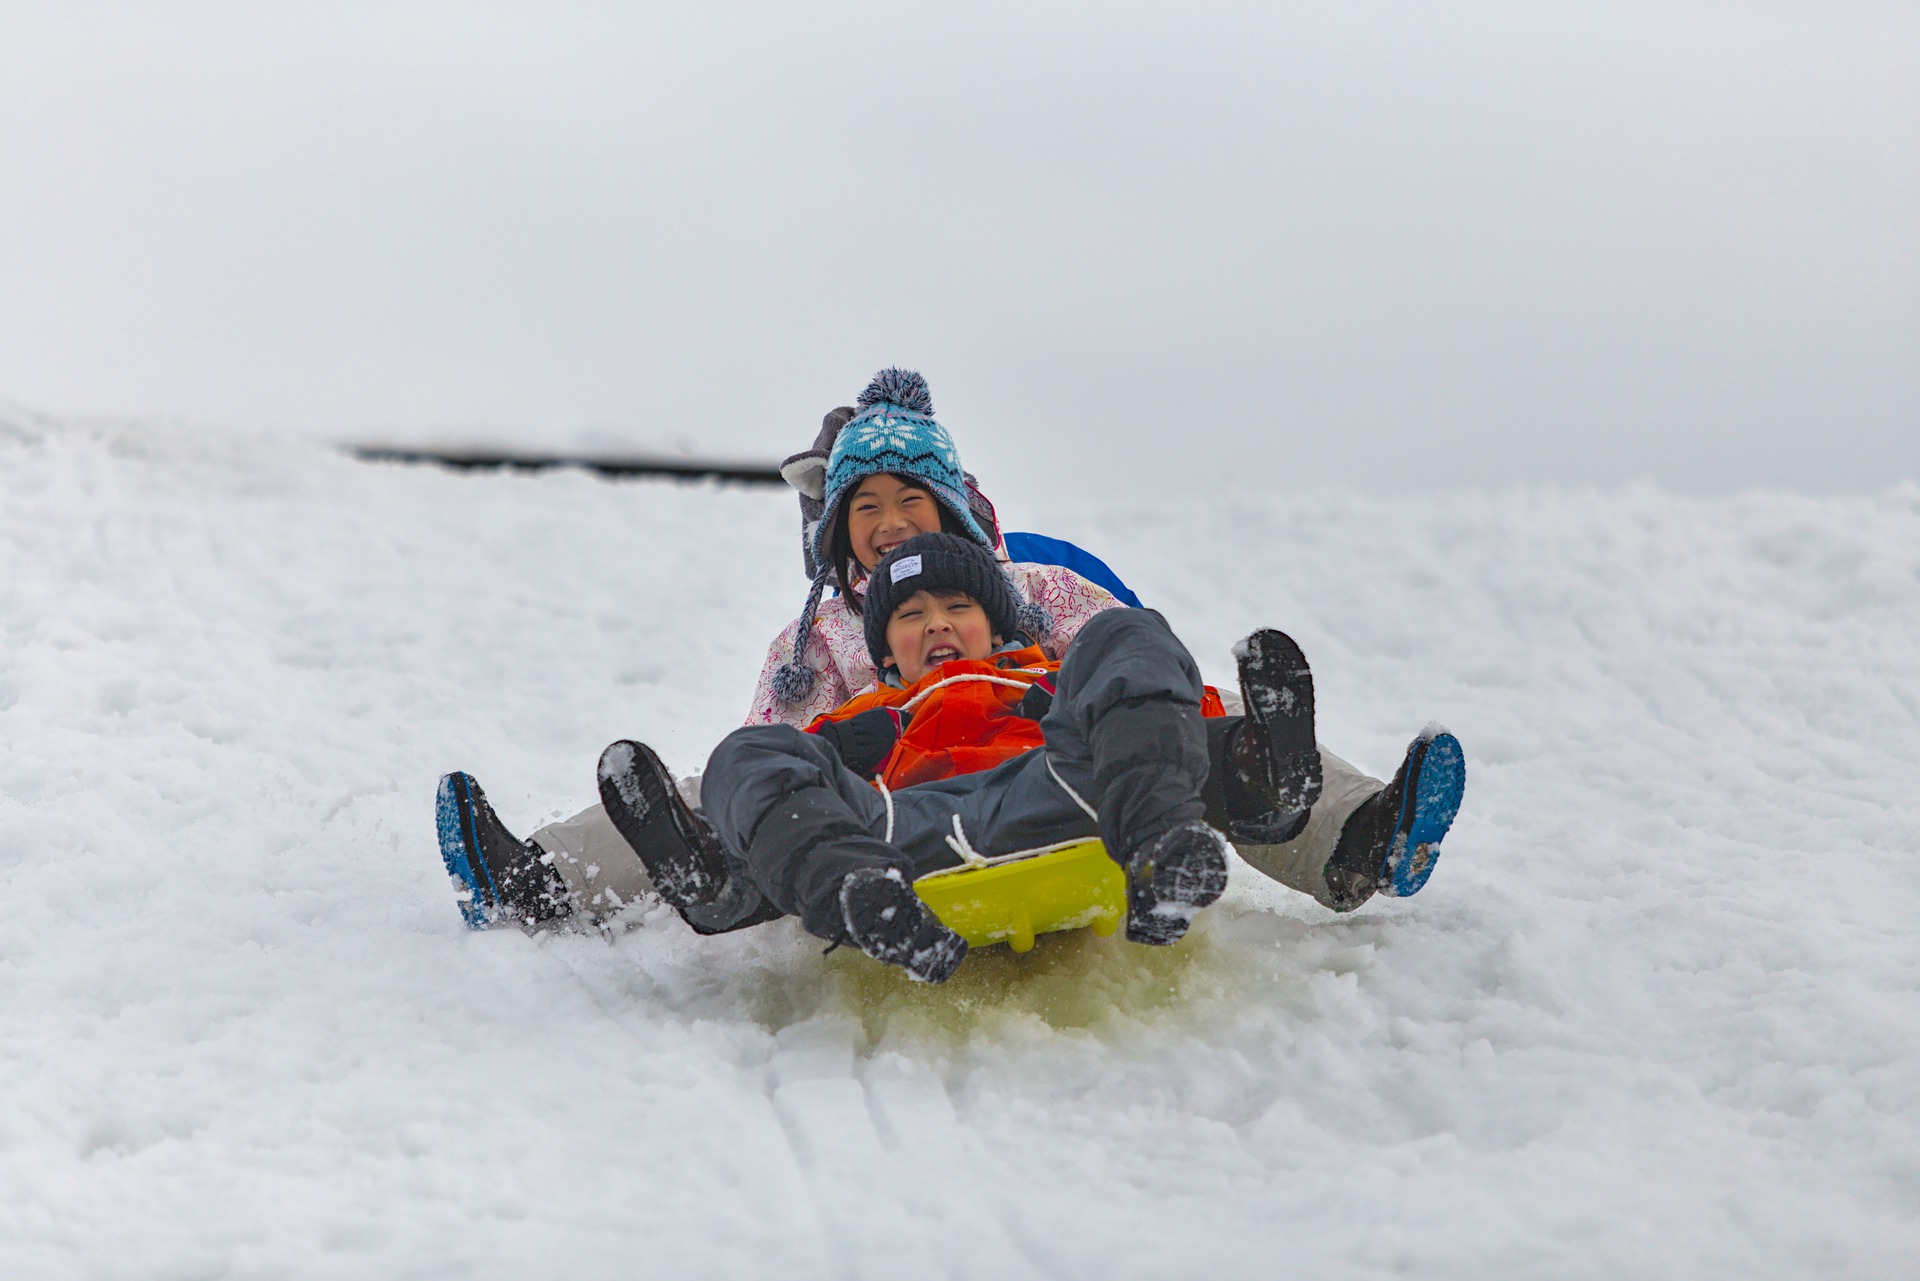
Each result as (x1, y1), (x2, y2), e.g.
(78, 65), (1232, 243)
(1227, 628), (1322, 842)
(1323, 728), (1466, 908)
(838, 867), (968, 983)
(1123, 820), (1231, 946)
(596, 740), (728, 916)
(436, 772), (574, 929)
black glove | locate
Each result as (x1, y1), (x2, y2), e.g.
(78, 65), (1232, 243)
(1016, 682), (1054, 722)
(813, 706), (907, 776)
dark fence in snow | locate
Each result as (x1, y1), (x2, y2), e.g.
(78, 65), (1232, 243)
(349, 445), (784, 485)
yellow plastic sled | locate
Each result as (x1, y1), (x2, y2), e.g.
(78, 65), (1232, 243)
(913, 838), (1125, 953)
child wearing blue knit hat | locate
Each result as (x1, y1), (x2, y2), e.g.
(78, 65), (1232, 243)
(766, 368), (1051, 705)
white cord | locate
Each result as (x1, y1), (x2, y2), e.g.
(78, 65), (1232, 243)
(914, 755), (1104, 883)
(876, 777), (896, 845)
(1045, 753), (1101, 823)
(899, 672), (1038, 714)
(944, 813), (989, 868)
(913, 836), (1102, 882)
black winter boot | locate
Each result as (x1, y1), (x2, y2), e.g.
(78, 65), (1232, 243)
(587, 741), (729, 921)
(1123, 820), (1231, 946)
(436, 772), (574, 929)
(1226, 629), (1322, 842)
(838, 867), (968, 983)
(596, 740), (783, 935)
(596, 740), (724, 910)
(1323, 729), (1466, 910)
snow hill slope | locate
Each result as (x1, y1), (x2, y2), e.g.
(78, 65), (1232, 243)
(2, 413), (1916, 1278)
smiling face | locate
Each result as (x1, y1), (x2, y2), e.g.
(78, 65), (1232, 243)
(882, 590), (1001, 684)
(845, 474), (944, 572)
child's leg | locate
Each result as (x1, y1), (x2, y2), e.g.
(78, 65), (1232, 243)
(1197, 629), (1465, 911)
(1196, 628), (1323, 845)
(1228, 749), (1385, 908)
(1036, 608), (1229, 942)
(529, 803), (658, 921)
(705, 724), (972, 980)
(703, 724), (912, 941)
(436, 773), (576, 930)
(1235, 732), (1466, 910)
(1039, 607), (1213, 853)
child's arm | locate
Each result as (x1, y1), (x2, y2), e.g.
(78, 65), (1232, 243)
(1008, 563), (1123, 659)
(808, 706), (907, 777)
(744, 611), (865, 727)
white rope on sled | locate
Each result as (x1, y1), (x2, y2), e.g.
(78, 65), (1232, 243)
(944, 813), (989, 869)
(879, 673), (1056, 867)
(878, 776), (994, 871)
(913, 835), (1097, 882)
(879, 761), (1043, 875)
(912, 751), (1107, 884)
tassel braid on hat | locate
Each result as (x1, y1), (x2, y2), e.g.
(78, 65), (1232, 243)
(770, 367), (1019, 704)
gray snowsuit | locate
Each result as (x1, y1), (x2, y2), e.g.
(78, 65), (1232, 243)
(702, 608), (1216, 940)
(529, 734), (1389, 924)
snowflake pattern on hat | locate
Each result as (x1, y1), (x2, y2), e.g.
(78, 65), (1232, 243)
(844, 415), (935, 457)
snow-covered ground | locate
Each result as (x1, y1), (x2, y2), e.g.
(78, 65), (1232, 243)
(2, 412), (1916, 1278)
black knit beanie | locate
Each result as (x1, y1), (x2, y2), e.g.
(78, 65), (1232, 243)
(864, 533), (1023, 673)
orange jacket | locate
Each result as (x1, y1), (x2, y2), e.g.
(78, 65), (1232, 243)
(807, 644), (1227, 790)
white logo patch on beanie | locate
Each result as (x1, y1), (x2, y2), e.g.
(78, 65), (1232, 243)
(889, 554), (923, 583)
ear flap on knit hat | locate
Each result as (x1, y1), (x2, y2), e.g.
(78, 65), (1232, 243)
(962, 472), (1003, 550)
(783, 405), (855, 581)
(780, 453), (826, 501)
(1014, 596), (1055, 644)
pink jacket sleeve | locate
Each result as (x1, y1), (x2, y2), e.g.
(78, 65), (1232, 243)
(1008, 562), (1123, 659)
(742, 592), (888, 727)
(744, 617), (856, 727)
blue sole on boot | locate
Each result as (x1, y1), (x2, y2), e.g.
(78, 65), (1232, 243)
(1384, 731), (1465, 897)
(436, 772), (498, 929)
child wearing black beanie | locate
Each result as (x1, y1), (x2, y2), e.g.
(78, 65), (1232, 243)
(861, 532), (1025, 681)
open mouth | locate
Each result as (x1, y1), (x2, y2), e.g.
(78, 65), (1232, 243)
(924, 645), (961, 665)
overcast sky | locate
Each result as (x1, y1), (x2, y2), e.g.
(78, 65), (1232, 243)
(2, 1), (1914, 496)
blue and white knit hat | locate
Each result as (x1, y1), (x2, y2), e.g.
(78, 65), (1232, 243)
(808, 368), (992, 570)
(768, 368), (1041, 705)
